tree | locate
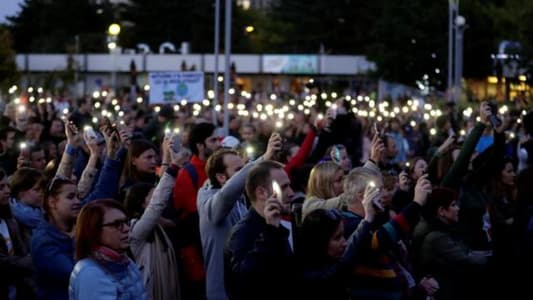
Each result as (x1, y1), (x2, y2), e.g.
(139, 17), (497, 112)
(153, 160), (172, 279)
(0, 27), (20, 93)
(7, 0), (113, 53)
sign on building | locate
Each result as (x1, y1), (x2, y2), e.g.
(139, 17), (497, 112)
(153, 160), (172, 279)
(149, 72), (204, 103)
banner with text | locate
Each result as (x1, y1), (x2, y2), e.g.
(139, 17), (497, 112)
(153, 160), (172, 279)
(149, 72), (204, 103)
(263, 55), (318, 74)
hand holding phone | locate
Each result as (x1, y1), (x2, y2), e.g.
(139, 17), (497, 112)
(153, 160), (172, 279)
(272, 180), (282, 203)
(367, 181), (384, 211)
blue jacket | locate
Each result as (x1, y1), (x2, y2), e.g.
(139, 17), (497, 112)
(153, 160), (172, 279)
(9, 198), (43, 230)
(82, 157), (121, 205)
(69, 257), (148, 300)
(31, 219), (75, 300)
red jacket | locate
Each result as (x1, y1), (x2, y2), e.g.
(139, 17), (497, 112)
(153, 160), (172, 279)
(172, 154), (207, 282)
(284, 128), (316, 177)
(173, 155), (207, 214)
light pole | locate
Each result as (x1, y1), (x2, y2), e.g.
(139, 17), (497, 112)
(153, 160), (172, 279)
(213, 0), (221, 125)
(222, 0), (232, 136)
(107, 23), (121, 95)
(454, 15), (466, 103)
(447, 1), (465, 103)
(447, 0), (458, 102)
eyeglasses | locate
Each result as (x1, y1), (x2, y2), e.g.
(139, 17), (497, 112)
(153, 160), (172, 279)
(100, 218), (129, 230)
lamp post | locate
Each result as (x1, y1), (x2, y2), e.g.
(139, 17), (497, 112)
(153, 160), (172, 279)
(107, 23), (121, 95)
(447, 1), (465, 103)
(447, 0), (458, 102)
(222, 0), (232, 136)
(454, 15), (465, 103)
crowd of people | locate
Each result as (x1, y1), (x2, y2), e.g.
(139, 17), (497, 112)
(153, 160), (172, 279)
(0, 86), (532, 300)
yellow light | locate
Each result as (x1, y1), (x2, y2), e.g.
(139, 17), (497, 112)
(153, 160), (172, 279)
(181, 100), (187, 106)
(207, 90), (215, 99)
(144, 85), (150, 91)
(275, 121), (283, 128)
(137, 97), (143, 103)
(94, 102), (101, 109)
(108, 23), (121, 36)
(487, 76), (498, 84)
(203, 99), (210, 106)
(18, 106), (26, 113)
(107, 42), (117, 50)
(154, 106), (161, 113)
(92, 91), (100, 98)
(519, 75), (527, 82)
(430, 128), (437, 136)
(245, 26), (255, 33)
(460, 129), (466, 136)
(102, 91), (108, 97)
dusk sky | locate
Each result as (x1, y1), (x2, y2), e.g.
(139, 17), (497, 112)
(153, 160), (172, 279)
(0, 0), (23, 24)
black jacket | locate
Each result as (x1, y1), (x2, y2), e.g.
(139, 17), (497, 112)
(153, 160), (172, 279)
(224, 208), (299, 300)
(0, 213), (35, 300)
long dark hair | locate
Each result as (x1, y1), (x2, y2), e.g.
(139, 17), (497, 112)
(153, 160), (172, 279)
(299, 209), (343, 266)
(123, 182), (154, 219)
(123, 139), (157, 183)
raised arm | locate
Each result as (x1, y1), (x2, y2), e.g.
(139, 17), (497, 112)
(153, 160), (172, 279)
(77, 131), (102, 199)
(441, 102), (491, 189)
(284, 127), (316, 176)
(130, 170), (176, 242)
(81, 127), (121, 206)
(56, 122), (80, 179)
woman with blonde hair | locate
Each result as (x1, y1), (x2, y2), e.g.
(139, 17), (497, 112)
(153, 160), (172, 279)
(302, 161), (345, 217)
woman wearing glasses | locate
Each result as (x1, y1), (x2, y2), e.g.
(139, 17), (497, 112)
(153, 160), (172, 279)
(69, 199), (147, 300)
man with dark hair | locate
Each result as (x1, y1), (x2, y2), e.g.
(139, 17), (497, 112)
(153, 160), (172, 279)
(198, 134), (280, 300)
(0, 169), (35, 299)
(224, 160), (296, 300)
(0, 127), (18, 174)
(69, 97), (92, 128)
(172, 121), (221, 299)
(28, 145), (47, 170)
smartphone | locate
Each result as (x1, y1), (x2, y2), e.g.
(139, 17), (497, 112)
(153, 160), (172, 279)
(83, 126), (97, 140)
(367, 181), (384, 210)
(171, 134), (182, 153)
(488, 102), (502, 129)
(403, 161), (411, 173)
(272, 180), (282, 201)
(334, 146), (342, 163)
(374, 123), (383, 140)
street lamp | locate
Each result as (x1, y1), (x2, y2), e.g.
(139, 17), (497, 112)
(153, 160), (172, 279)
(107, 23), (121, 95)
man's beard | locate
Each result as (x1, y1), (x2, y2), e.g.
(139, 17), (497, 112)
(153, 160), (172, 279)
(204, 147), (215, 159)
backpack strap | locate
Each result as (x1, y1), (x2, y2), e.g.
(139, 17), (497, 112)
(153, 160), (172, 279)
(183, 163), (199, 189)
